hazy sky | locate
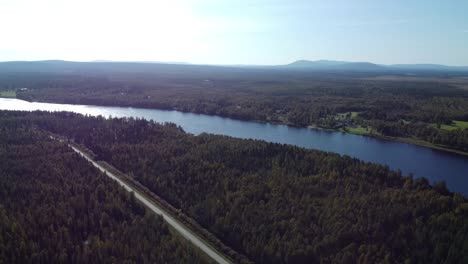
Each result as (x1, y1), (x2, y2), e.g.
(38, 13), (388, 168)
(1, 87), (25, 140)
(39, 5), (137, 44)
(1, 0), (467, 65)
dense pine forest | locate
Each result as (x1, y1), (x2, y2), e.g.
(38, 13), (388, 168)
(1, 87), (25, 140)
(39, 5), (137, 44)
(3, 110), (467, 264)
(1, 62), (468, 152)
(0, 118), (209, 263)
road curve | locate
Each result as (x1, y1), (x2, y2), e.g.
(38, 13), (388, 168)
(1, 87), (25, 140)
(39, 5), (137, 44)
(68, 145), (232, 264)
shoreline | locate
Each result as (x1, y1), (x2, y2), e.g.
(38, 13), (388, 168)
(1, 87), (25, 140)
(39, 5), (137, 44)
(264, 121), (468, 157)
(10, 96), (468, 157)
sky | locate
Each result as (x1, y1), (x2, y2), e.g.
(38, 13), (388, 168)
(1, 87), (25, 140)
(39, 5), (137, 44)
(0, 0), (467, 65)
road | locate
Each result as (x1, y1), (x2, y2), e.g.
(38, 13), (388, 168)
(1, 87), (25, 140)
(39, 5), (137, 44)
(68, 144), (232, 264)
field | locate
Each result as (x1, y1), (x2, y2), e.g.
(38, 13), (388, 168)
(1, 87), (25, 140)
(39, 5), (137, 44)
(0, 90), (16, 98)
(340, 126), (369, 135)
(432, 120), (468, 131)
(454, 120), (468, 129)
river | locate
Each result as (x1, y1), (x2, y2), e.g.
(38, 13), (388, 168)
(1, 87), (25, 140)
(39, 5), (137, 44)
(1, 98), (467, 195)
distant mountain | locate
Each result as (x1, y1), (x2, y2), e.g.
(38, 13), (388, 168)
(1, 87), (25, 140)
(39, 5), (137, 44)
(283, 60), (468, 72)
(286, 60), (348, 67)
(92, 60), (190, 64)
(0, 60), (467, 76)
(283, 60), (386, 71)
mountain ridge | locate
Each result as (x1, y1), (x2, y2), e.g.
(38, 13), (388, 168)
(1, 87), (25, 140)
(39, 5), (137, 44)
(0, 59), (467, 73)
(283, 60), (468, 71)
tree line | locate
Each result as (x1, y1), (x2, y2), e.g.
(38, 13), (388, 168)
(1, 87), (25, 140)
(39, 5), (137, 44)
(3, 69), (468, 151)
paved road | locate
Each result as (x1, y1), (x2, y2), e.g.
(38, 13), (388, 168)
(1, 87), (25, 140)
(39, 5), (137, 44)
(68, 145), (232, 264)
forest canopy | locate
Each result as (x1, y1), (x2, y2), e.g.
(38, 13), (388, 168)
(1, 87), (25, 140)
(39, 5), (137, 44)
(1, 110), (467, 264)
(0, 116), (209, 264)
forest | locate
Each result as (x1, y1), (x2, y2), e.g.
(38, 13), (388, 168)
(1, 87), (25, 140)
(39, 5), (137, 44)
(3, 110), (467, 264)
(0, 117), (210, 263)
(1, 61), (468, 152)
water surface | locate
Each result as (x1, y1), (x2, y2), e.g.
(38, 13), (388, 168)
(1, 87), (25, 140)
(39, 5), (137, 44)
(1, 98), (467, 195)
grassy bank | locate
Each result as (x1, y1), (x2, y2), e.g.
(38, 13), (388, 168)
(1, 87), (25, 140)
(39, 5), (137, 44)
(431, 120), (468, 131)
(339, 126), (370, 135)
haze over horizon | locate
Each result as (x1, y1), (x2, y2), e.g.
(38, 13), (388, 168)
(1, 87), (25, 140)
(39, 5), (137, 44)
(1, 0), (467, 66)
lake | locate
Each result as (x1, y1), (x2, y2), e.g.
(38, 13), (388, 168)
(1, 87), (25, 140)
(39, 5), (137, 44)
(1, 98), (467, 195)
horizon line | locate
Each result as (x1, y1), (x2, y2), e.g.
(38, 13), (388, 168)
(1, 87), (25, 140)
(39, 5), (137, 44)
(0, 59), (467, 68)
